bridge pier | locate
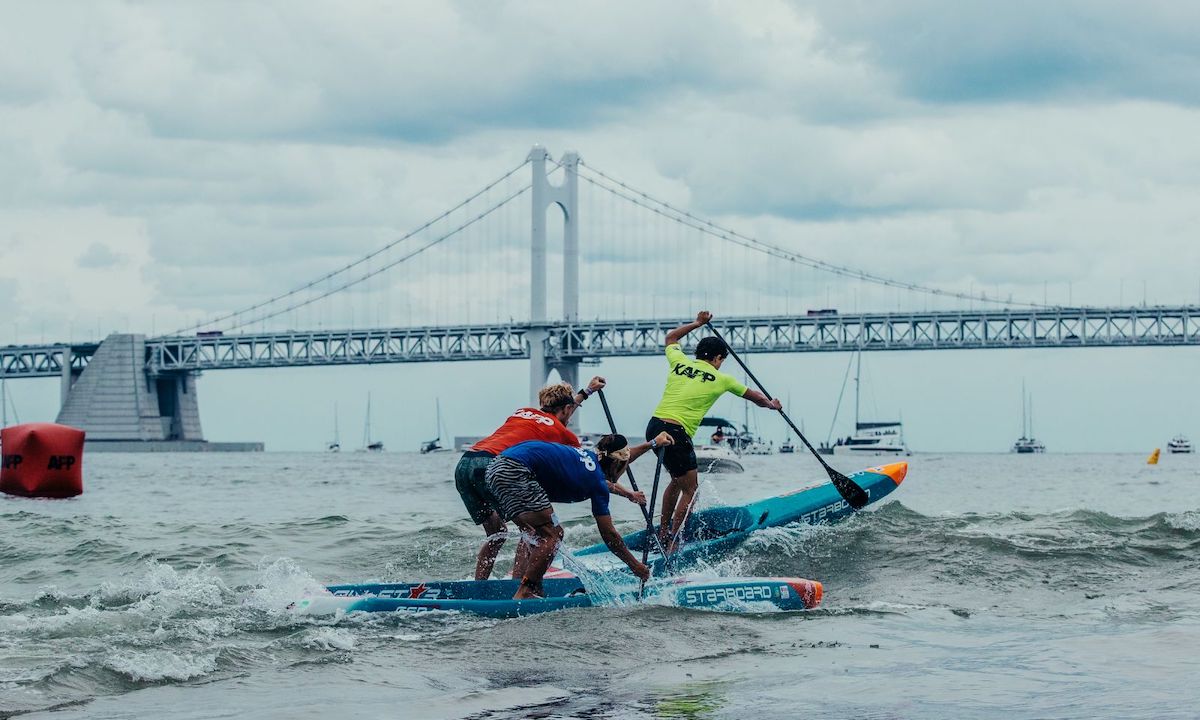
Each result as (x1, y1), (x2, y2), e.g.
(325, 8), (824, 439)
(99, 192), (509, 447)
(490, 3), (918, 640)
(52, 334), (258, 450)
(528, 146), (581, 420)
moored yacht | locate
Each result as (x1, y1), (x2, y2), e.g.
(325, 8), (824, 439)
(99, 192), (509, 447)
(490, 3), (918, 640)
(1011, 436), (1046, 454)
(1167, 434), (1194, 454)
(817, 352), (910, 457)
(695, 443), (745, 473)
(360, 393), (384, 452)
(418, 399), (452, 454)
(327, 401), (341, 452)
(822, 421), (911, 457)
(1011, 382), (1045, 454)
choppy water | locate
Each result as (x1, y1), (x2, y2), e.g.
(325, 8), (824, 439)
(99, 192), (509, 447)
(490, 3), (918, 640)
(2, 451), (1199, 719)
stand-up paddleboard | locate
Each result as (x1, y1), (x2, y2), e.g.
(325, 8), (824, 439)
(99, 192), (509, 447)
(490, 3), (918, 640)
(558, 461), (908, 578)
(289, 462), (903, 619)
(289, 576), (822, 618)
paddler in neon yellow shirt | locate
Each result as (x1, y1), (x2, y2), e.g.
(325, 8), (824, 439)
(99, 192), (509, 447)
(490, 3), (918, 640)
(645, 311), (782, 551)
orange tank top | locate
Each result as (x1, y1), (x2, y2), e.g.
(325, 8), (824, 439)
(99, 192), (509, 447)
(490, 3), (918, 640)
(470, 408), (580, 455)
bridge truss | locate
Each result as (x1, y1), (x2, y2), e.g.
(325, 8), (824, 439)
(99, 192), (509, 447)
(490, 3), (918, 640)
(1, 306), (1195, 379)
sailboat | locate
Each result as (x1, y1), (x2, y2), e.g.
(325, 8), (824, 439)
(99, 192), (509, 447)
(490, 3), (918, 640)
(327, 401), (341, 452)
(419, 398), (451, 454)
(819, 351), (910, 456)
(1011, 382), (1045, 453)
(361, 393), (384, 452)
(779, 393), (796, 453)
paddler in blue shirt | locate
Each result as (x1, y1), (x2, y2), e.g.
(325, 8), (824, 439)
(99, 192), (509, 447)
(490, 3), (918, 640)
(485, 432), (673, 599)
(646, 311), (782, 551)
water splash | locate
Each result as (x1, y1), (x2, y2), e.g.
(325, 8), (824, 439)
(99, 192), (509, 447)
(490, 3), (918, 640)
(242, 557), (327, 612)
(553, 546), (637, 607)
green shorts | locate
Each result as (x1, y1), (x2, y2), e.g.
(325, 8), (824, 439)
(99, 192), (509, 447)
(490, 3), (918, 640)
(454, 451), (500, 524)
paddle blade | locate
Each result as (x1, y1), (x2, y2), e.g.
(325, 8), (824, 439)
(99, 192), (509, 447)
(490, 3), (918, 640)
(828, 468), (869, 509)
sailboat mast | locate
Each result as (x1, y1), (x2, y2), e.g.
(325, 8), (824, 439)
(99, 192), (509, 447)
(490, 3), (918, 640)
(787, 391), (793, 440)
(743, 370), (750, 435)
(1029, 396), (1034, 439)
(1021, 380), (1027, 437)
(854, 351), (862, 430)
(364, 393), (372, 447)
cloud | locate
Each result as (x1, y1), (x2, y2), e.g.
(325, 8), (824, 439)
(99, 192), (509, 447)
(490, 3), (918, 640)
(2, 0), (1200, 343)
(77, 242), (124, 269)
(809, 1), (1200, 105)
(64, 1), (771, 144)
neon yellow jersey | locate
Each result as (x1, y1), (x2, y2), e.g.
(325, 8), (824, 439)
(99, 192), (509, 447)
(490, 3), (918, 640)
(651, 344), (747, 437)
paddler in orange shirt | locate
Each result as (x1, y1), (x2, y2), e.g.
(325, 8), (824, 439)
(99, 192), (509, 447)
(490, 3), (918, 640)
(455, 378), (647, 579)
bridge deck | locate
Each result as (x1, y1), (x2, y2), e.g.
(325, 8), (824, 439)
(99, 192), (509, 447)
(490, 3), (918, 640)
(1, 307), (1196, 378)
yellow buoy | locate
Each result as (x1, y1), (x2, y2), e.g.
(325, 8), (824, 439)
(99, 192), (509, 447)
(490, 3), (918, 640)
(1147, 448), (1161, 465)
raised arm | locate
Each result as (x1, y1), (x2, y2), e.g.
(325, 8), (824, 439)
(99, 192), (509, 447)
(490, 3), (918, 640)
(573, 375), (606, 406)
(665, 310), (713, 346)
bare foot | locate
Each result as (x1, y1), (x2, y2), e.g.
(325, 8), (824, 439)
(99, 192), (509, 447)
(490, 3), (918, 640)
(513, 587), (544, 600)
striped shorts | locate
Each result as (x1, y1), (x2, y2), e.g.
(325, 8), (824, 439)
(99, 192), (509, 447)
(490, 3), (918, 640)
(485, 456), (552, 521)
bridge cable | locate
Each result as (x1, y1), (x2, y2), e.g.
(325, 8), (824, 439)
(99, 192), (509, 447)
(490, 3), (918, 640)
(215, 183), (533, 332)
(168, 159), (532, 336)
(577, 161), (1049, 310)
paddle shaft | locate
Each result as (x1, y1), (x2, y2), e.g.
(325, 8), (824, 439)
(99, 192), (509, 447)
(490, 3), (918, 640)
(595, 390), (652, 523)
(704, 323), (869, 509)
(595, 388), (671, 561)
(639, 450), (664, 599)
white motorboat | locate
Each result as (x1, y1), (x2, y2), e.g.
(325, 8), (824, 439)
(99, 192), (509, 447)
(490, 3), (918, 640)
(1167, 435), (1194, 454)
(577, 432), (605, 452)
(742, 440), (774, 455)
(822, 422), (911, 457)
(695, 444), (744, 473)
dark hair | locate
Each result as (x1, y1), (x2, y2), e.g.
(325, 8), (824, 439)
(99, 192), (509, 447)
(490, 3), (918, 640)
(596, 434), (628, 479)
(695, 336), (729, 361)
(596, 434), (628, 452)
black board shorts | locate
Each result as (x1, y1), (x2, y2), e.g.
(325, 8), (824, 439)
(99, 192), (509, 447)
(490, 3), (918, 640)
(454, 450), (499, 524)
(646, 417), (697, 476)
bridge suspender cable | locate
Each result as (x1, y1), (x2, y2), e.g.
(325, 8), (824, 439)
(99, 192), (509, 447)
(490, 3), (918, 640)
(577, 161), (1049, 310)
(209, 183), (533, 334)
(168, 159), (533, 337)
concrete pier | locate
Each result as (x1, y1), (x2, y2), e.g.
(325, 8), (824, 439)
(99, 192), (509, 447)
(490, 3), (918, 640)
(55, 334), (262, 451)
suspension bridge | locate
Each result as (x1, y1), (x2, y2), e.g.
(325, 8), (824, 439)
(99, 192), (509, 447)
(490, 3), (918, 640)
(1, 146), (1197, 446)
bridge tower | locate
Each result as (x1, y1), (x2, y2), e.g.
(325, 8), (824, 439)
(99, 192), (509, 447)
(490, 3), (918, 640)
(527, 146), (581, 409)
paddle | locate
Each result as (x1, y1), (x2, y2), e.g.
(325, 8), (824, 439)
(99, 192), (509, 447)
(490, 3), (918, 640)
(639, 449), (664, 599)
(594, 388), (670, 564)
(704, 322), (869, 510)
(594, 389), (653, 524)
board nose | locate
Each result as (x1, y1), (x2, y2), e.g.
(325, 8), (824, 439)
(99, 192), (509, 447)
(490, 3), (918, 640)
(873, 461), (907, 486)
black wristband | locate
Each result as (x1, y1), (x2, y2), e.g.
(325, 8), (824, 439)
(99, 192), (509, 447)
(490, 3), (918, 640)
(578, 387), (591, 398)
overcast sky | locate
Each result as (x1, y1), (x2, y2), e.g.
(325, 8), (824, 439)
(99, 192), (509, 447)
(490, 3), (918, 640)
(1, 1), (1198, 453)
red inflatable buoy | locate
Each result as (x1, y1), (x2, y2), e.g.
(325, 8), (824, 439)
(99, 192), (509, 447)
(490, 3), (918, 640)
(0, 423), (85, 498)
